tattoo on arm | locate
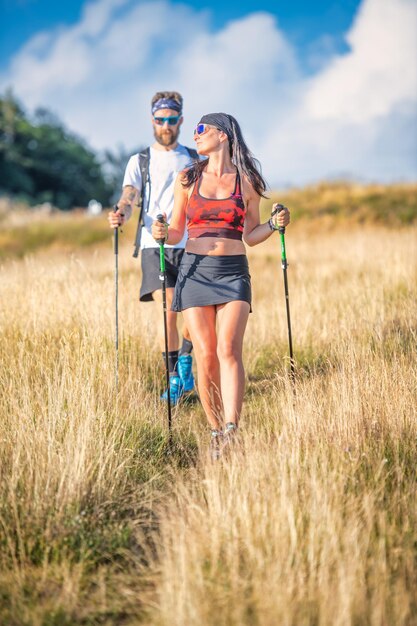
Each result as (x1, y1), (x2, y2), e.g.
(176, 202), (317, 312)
(124, 186), (137, 202)
(117, 185), (137, 219)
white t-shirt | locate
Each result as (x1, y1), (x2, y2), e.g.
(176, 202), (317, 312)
(123, 144), (195, 249)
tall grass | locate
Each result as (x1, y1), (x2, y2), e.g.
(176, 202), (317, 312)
(150, 226), (416, 626)
(0, 219), (416, 625)
(263, 181), (417, 226)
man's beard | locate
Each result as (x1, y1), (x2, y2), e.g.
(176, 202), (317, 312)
(154, 126), (179, 147)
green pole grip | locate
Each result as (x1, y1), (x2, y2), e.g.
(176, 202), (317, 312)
(279, 231), (288, 269)
(156, 214), (167, 272)
(159, 242), (166, 272)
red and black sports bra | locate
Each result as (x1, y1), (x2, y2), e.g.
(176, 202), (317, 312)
(186, 171), (246, 240)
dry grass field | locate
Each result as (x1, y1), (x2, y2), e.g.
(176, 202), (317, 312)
(0, 191), (416, 625)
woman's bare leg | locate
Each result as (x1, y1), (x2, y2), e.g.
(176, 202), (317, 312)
(216, 301), (250, 426)
(182, 306), (223, 429)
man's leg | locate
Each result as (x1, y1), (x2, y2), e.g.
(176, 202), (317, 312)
(152, 287), (187, 404)
(153, 287), (179, 370)
(154, 288), (195, 393)
(146, 248), (195, 400)
(152, 287), (179, 351)
(179, 332), (193, 357)
(176, 315), (195, 393)
(165, 248), (195, 392)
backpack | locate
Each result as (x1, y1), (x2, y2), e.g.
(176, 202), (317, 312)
(133, 146), (199, 257)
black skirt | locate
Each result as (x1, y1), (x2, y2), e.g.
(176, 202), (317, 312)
(171, 252), (252, 312)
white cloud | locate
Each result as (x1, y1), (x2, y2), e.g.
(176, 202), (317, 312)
(304, 0), (417, 123)
(260, 0), (417, 183)
(1, 0), (416, 185)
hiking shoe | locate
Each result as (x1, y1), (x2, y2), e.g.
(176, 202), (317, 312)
(160, 375), (184, 406)
(209, 429), (223, 461)
(177, 354), (195, 393)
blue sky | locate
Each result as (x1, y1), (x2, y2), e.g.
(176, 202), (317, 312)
(0, 0), (416, 186)
(0, 0), (360, 71)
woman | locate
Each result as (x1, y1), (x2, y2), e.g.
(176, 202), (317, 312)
(152, 113), (290, 457)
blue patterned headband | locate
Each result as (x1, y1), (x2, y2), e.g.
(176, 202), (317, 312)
(152, 98), (182, 115)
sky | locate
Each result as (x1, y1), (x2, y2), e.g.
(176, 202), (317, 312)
(1, 0), (416, 187)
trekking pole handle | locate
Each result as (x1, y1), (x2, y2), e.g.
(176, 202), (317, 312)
(156, 214), (167, 245)
(271, 203), (287, 234)
(273, 203), (287, 235)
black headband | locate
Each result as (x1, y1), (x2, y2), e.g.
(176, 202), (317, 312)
(199, 113), (234, 143)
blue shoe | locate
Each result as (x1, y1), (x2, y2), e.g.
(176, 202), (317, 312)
(177, 354), (195, 392)
(160, 375), (184, 406)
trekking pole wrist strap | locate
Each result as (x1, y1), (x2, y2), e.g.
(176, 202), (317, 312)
(268, 217), (280, 231)
(114, 204), (126, 217)
(162, 222), (169, 242)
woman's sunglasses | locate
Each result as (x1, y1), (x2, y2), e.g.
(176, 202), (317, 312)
(154, 116), (180, 126)
(194, 123), (217, 136)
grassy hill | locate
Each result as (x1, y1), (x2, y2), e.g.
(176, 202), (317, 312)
(0, 185), (416, 625)
(262, 181), (417, 225)
(0, 181), (416, 261)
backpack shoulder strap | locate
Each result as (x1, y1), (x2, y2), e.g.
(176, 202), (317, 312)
(133, 147), (151, 258)
(184, 146), (199, 161)
(138, 147), (151, 203)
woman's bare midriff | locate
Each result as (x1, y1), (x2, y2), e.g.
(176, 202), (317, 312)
(185, 237), (246, 256)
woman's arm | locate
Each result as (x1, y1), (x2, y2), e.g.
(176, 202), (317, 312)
(243, 178), (290, 247)
(151, 172), (188, 244)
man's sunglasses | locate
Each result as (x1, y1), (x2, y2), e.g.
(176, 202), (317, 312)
(153, 115), (180, 126)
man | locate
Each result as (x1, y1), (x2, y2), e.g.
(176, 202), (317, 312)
(108, 91), (197, 404)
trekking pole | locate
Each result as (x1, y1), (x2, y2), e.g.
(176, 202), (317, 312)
(156, 214), (172, 441)
(113, 205), (119, 388)
(276, 205), (295, 383)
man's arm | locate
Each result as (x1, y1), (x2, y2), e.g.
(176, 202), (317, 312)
(108, 185), (137, 228)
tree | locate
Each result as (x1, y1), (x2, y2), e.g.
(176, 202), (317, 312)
(104, 143), (143, 204)
(0, 91), (114, 209)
